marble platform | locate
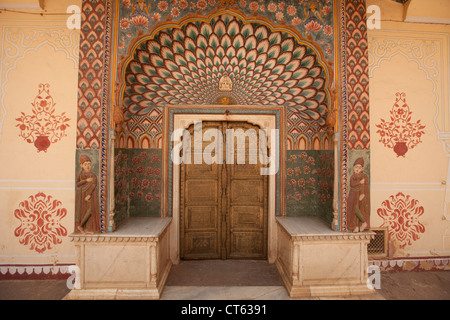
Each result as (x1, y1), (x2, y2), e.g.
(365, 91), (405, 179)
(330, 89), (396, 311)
(275, 216), (375, 298)
(65, 218), (172, 300)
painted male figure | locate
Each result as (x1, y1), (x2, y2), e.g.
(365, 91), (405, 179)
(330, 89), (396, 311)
(75, 155), (100, 234)
(347, 157), (370, 232)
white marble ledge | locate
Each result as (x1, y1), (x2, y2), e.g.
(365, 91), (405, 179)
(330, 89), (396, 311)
(69, 217), (172, 242)
(276, 216), (374, 241)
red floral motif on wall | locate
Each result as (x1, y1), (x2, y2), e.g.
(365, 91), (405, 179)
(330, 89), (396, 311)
(16, 84), (70, 152)
(376, 93), (425, 157)
(14, 192), (68, 253)
(377, 192), (425, 248)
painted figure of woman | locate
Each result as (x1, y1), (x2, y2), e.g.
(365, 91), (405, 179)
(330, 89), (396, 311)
(75, 155), (100, 234)
(347, 157), (370, 233)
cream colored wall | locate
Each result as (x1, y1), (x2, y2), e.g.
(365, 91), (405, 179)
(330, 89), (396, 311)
(0, 0), (80, 267)
(367, 0), (450, 258)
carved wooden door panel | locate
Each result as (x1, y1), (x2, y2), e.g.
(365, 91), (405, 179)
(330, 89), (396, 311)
(226, 121), (268, 259)
(180, 121), (268, 260)
(181, 122), (223, 260)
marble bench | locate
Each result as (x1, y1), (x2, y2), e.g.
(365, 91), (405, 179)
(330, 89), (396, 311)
(65, 217), (172, 300)
(275, 216), (375, 298)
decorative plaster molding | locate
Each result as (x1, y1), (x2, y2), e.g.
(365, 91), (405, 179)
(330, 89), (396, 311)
(368, 33), (449, 157)
(0, 264), (72, 279)
(370, 257), (450, 272)
(289, 232), (374, 242)
(70, 235), (160, 243)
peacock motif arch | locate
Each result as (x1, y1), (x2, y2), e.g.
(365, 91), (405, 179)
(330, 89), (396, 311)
(116, 10), (333, 149)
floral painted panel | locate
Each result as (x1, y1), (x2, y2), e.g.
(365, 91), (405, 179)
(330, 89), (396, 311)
(117, 0), (335, 60)
(286, 150), (333, 223)
(377, 192), (425, 248)
(14, 193), (68, 253)
(16, 84), (70, 152)
(114, 148), (162, 223)
(376, 93), (426, 157)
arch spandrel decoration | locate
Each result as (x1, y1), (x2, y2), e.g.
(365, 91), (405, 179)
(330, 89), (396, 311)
(115, 9), (334, 150)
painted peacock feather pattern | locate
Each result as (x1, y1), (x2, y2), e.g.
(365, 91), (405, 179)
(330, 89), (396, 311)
(123, 13), (329, 127)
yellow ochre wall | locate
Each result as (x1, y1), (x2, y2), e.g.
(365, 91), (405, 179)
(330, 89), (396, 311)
(367, 0), (450, 265)
(0, 0), (81, 273)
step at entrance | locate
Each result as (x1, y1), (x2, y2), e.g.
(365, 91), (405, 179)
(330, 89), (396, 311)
(165, 260), (283, 286)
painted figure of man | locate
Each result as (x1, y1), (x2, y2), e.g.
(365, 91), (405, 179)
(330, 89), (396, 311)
(347, 157), (370, 233)
(75, 155), (100, 234)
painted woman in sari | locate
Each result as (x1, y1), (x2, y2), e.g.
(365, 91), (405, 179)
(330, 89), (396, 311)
(347, 157), (370, 233)
(75, 155), (100, 234)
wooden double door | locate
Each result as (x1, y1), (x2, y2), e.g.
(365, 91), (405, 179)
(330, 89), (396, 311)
(180, 121), (268, 260)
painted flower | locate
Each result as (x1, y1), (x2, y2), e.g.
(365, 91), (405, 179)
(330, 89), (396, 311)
(303, 165), (311, 174)
(151, 179), (160, 187)
(287, 5), (296, 16)
(287, 168), (294, 176)
(304, 20), (322, 32)
(146, 167), (153, 176)
(298, 178), (305, 187)
(145, 192), (154, 202)
(179, 0), (188, 9)
(275, 11), (284, 21)
(249, 1), (259, 11)
(151, 154), (160, 162)
(130, 15), (149, 26)
(322, 5), (331, 15)
(132, 156), (141, 165)
(122, 0), (131, 8)
(140, 151), (149, 160)
(142, 178), (150, 189)
(152, 13), (161, 21)
(120, 18), (130, 29)
(323, 25), (333, 36)
(158, 1), (169, 11)
(136, 166), (144, 174)
(268, 2), (277, 12)
(197, 0), (207, 9)
(171, 7), (180, 17)
(278, 2), (285, 10)
(307, 156), (315, 165)
(292, 17), (301, 26)
(209, 0), (216, 5)
(259, 4), (265, 12)
(293, 192), (302, 201)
